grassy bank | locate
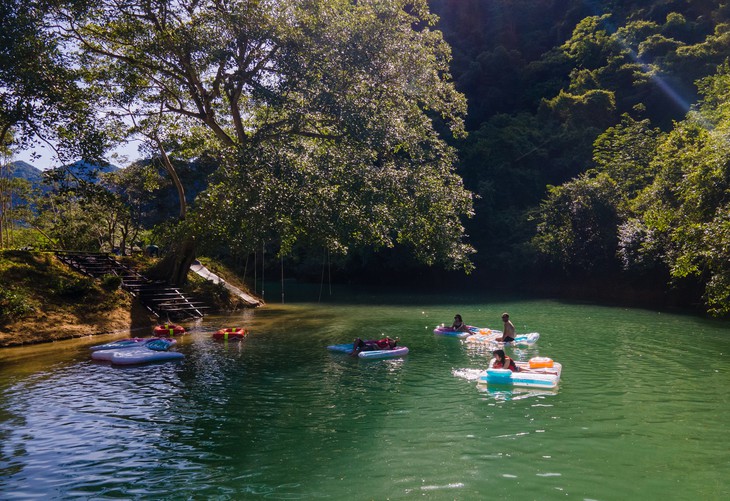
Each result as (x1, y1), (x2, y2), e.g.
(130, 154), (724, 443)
(0, 251), (260, 348)
(0, 250), (154, 347)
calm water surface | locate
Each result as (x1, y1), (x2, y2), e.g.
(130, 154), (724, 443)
(1, 287), (729, 500)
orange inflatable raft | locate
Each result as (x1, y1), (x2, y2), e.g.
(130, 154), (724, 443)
(212, 328), (248, 340)
(153, 324), (186, 336)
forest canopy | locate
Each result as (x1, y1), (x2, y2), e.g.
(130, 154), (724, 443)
(430, 0), (730, 315)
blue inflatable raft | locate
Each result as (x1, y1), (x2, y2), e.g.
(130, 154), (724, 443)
(327, 343), (409, 359)
(91, 338), (183, 365)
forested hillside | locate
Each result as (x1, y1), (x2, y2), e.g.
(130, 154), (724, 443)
(426, 0), (730, 315)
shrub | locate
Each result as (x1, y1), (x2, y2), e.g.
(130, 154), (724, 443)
(0, 288), (35, 323)
(52, 275), (96, 298)
(100, 274), (122, 291)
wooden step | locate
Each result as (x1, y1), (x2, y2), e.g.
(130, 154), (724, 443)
(55, 251), (211, 320)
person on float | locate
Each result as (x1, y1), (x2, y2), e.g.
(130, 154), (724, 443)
(490, 349), (520, 372)
(495, 312), (516, 342)
(350, 336), (398, 356)
(450, 314), (470, 332)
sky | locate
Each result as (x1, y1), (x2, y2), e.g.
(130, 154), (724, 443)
(13, 140), (143, 170)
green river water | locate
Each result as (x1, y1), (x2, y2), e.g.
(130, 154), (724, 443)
(1, 286), (729, 500)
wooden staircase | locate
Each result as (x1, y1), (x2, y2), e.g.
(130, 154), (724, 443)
(55, 251), (210, 320)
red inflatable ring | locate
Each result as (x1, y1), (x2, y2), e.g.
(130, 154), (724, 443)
(153, 324), (186, 336)
(213, 328), (248, 340)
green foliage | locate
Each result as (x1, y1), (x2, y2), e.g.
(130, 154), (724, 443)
(638, 34), (683, 59)
(0, 227), (51, 250)
(561, 15), (620, 70)
(0, 170), (34, 249)
(0, 250), (131, 329)
(51, 274), (96, 299)
(0, 0), (105, 162)
(536, 61), (730, 315)
(100, 274), (122, 291)
(592, 113), (664, 197)
(541, 89), (617, 129)
(32, 190), (100, 251)
(48, 0), (474, 272)
(0, 287), (34, 323)
(28, 167), (147, 253)
(187, 277), (231, 311)
(616, 20), (661, 49)
(673, 23), (730, 78)
(695, 61), (730, 125)
(533, 173), (621, 273)
(7, 0), (730, 312)
(631, 78), (730, 314)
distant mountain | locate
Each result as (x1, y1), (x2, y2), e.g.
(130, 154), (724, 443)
(3, 161), (43, 184)
(2, 160), (120, 188)
(63, 160), (120, 181)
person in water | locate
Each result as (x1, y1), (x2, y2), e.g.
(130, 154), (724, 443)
(450, 314), (470, 332)
(496, 312), (516, 342)
(350, 336), (398, 356)
(490, 349), (520, 372)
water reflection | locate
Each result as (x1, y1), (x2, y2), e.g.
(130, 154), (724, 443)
(479, 386), (559, 402)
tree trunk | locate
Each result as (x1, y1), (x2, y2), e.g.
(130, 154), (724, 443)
(145, 134), (192, 283)
(147, 236), (197, 286)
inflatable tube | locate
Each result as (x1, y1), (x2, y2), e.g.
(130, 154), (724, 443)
(91, 349), (124, 361)
(327, 343), (409, 359)
(146, 338), (176, 351)
(464, 330), (502, 344)
(213, 328), (248, 340)
(153, 324), (186, 336)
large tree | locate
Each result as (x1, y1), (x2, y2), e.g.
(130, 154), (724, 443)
(0, 0), (104, 163)
(46, 0), (474, 284)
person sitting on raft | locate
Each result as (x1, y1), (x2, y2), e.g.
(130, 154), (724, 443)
(495, 312), (516, 342)
(450, 314), (470, 332)
(490, 349), (520, 372)
(350, 336), (398, 356)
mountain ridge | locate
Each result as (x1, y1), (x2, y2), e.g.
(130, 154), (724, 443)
(3, 160), (120, 187)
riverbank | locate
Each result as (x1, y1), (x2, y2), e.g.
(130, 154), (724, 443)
(0, 251), (156, 347)
(0, 251), (257, 348)
(0, 302), (157, 348)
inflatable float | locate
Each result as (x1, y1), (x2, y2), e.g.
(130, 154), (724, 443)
(89, 337), (171, 352)
(153, 323), (186, 336)
(466, 331), (540, 347)
(212, 328), (248, 340)
(479, 357), (562, 389)
(105, 348), (184, 365)
(327, 343), (409, 360)
(433, 325), (495, 339)
(91, 338), (183, 365)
